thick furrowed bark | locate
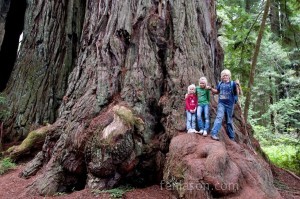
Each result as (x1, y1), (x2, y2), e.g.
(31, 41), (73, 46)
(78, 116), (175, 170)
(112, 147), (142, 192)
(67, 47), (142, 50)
(4, 0), (85, 141)
(20, 0), (223, 195)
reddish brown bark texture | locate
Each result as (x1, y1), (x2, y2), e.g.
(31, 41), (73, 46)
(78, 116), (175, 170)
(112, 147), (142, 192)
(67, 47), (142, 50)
(3, 0), (85, 141)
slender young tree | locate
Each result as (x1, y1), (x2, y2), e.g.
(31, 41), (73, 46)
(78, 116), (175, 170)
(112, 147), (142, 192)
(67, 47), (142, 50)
(269, 75), (275, 131)
(244, 0), (271, 122)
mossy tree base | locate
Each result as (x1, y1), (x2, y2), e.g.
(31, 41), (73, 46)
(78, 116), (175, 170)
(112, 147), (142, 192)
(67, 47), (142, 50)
(5, 125), (51, 161)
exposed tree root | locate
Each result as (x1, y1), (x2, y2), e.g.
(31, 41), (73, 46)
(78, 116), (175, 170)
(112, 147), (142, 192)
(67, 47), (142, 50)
(4, 125), (51, 161)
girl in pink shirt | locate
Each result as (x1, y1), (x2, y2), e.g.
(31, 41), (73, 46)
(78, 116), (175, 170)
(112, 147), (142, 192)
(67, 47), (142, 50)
(185, 84), (198, 133)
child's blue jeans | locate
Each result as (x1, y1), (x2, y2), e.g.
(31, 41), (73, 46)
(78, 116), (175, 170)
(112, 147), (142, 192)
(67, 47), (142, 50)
(211, 103), (235, 140)
(197, 104), (210, 131)
(186, 111), (196, 130)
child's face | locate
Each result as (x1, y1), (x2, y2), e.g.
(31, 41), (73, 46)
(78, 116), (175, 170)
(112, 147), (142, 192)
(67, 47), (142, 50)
(189, 87), (195, 94)
(221, 74), (230, 82)
(199, 81), (206, 88)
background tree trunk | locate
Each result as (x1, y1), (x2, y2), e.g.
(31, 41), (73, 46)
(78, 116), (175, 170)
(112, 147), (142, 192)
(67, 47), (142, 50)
(244, 0), (260, 12)
(270, 0), (280, 36)
(269, 75), (275, 131)
(245, 0), (251, 12)
(2, 0), (280, 198)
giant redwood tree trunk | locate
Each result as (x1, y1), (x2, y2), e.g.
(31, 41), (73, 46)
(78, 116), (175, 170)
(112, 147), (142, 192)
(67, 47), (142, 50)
(3, 0), (85, 141)
(3, 0), (281, 198)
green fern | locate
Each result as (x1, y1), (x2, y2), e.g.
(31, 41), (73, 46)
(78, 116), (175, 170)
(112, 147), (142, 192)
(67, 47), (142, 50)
(92, 185), (134, 198)
(254, 125), (300, 175)
(0, 158), (17, 175)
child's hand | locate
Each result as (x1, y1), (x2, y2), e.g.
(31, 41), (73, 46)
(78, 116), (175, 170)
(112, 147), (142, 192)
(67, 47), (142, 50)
(206, 86), (211, 90)
(185, 93), (188, 99)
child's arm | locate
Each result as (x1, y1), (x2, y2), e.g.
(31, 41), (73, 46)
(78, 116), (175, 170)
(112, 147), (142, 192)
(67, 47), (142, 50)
(207, 86), (219, 94)
(193, 95), (198, 113)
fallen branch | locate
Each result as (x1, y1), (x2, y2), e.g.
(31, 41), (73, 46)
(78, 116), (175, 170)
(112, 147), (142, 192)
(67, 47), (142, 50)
(276, 188), (300, 196)
(283, 168), (300, 181)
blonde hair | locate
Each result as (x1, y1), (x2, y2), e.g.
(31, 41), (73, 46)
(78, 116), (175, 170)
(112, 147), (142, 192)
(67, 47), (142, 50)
(221, 69), (231, 78)
(199, 77), (208, 86)
(187, 84), (196, 94)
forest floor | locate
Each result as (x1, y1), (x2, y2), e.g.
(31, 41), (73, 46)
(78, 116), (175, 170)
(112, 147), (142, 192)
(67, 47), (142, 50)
(0, 163), (299, 199)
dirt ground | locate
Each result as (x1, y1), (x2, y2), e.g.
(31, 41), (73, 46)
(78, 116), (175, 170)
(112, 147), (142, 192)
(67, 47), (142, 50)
(0, 163), (175, 199)
(271, 165), (300, 199)
(0, 163), (299, 199)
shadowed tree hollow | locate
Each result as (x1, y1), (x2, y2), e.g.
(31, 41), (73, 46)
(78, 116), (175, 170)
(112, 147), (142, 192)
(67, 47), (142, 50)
(2, 0), (281, 198)
(0, 0), (26, 91)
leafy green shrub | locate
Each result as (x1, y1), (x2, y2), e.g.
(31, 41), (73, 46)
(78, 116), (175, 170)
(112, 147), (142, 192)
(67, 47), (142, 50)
(263, 93), (300, 134)
(252, 125), (272, 145)
(92, 185), (133, 198)
(262, 145), (299, 175)
(0, 157), (16, 175)
(253, 125), (300, 174)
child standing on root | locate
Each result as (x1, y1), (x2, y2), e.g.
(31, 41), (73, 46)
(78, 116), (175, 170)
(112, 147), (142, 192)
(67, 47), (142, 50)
(195, 77), (210, 136)
(209, 69), (240, 141)
(185, 84), (198, 133)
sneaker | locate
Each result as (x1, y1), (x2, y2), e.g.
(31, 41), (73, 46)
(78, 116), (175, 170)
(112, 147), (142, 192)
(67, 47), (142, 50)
(187, 129), (193, 133)
(198, 130), (204, 135)
(211, 135), (219, 141)
(191, 129), (197, 133)
(203, 130), (207, 136)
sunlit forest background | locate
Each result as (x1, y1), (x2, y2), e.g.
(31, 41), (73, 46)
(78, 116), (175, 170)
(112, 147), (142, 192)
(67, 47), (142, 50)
(217, 0), (299, 174)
